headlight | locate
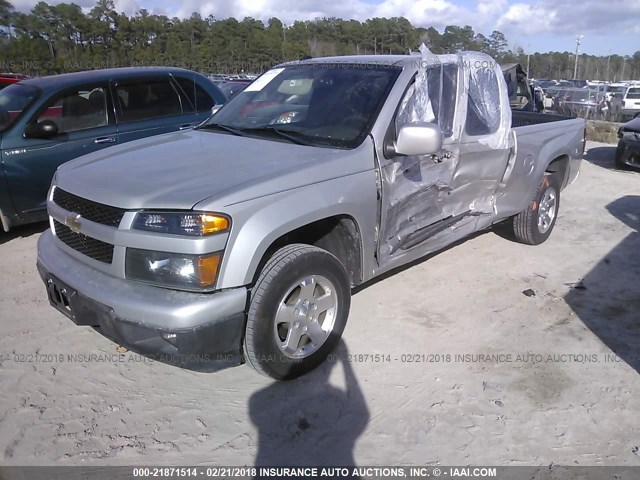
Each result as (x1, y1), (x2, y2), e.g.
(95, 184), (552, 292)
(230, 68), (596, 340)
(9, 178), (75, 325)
(126, 248), (221, 291)
(132, 212), (230, 236)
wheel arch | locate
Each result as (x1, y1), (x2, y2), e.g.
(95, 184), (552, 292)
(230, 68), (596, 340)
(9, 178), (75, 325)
(0, 207), (11, 232)
(250, 214), (364, 288)
(544, 154), (570, 189)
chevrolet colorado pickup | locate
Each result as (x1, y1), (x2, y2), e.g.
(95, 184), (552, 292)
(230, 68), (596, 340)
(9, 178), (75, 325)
(37, 50), (586, 380)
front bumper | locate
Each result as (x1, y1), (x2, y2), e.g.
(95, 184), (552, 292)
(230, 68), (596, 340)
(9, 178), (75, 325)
(616, 137), (640, 168)
(37, 230), (247, 366)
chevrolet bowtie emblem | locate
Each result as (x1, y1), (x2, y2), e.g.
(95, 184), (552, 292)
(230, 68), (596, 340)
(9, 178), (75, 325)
(65, 213), (82, 233)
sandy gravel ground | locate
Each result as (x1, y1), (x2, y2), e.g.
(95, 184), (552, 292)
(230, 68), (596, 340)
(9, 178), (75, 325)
(0, 141), (638, 468)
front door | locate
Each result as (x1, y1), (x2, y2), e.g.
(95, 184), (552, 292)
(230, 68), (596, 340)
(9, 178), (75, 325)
(377, 54), (512, 265)
(2, 83), (117, 217)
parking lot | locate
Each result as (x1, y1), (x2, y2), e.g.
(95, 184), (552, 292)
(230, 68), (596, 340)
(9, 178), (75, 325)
(0, 141), (638, 467)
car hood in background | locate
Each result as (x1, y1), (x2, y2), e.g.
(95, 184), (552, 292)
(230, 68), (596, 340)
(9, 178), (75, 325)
(55, 129), (373, 210)
(621, 116), (640, 134)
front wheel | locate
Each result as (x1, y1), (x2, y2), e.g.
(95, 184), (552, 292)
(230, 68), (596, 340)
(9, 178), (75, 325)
(511, 174), (560, 245)
(244, 244), (351, 380)
(615, 141), (629, 170)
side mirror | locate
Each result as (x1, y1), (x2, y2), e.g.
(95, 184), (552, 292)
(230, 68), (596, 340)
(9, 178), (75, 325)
(394, 122), (443, 156)
(24, 120), (58, 139)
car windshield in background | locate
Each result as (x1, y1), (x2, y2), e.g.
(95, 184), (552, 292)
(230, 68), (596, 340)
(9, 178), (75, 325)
(626, 88), (640, 99)
(567, 90), (590, 102)
(607, 86), (626, 93)
(569, 80), (587, 88)
(202, 64), (401, 149)
(0, 84), (40, 132)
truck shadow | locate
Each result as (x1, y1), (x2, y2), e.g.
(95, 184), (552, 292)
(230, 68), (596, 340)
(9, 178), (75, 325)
(249, 340), (369, 474)
(582, 145), (638, 172)
(0, 222), (48, 246)
(564, 195), (640, 373)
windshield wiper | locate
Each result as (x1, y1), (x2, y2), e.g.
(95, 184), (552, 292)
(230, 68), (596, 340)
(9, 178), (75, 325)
(197, 123), (247, 137)
(243, 126), (316, 146)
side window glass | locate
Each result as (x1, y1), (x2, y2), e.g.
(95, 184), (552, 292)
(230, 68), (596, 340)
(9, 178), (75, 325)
(36, 87), (108, 134)
(395, 64), (457, 138)
(115, 80), (182, 123)
(176, 77), (216, 112)
(466, 68), (501, 136)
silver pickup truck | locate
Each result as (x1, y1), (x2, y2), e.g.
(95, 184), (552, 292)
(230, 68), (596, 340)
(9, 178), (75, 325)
(37, 51), (586, 380)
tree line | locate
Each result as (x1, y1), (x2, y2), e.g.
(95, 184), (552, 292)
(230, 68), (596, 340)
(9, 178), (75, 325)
(1, 0), (639, 81)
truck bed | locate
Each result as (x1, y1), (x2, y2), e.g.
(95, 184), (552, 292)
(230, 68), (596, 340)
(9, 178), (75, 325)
(511, 111), (575, 128)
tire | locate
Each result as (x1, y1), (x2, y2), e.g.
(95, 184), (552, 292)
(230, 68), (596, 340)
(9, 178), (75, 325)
(244, 244), (350, 380)
(614, 141), (629, 170)
(512, 174), (560, 245)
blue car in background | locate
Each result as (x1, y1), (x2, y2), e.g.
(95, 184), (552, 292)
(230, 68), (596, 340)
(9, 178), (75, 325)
(0, 67), (226, 232)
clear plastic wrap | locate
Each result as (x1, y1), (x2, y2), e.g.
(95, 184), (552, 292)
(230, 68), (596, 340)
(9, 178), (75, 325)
(460, 51), (512, 149)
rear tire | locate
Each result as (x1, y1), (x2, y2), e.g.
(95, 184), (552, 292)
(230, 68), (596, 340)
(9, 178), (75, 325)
(244, 244), (350, 380)
(511, 174), (560, 245)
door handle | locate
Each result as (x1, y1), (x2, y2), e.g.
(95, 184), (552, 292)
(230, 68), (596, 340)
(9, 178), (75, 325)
(179, 123), (197, 130)
(94, 136), (116, 144)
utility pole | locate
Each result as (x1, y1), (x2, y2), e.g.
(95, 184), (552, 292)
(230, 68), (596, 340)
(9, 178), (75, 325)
(526, 44), (531, 78)
(281, 23), (286, 61)
(606, 50), (611, 82)
(573, 34), (583, 79)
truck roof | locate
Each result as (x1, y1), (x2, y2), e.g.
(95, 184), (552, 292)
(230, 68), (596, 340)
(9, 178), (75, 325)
(280, 54), (428, 70)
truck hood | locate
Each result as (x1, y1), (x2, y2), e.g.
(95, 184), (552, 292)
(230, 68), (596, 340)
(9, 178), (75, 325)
(56, 129), (372, 210)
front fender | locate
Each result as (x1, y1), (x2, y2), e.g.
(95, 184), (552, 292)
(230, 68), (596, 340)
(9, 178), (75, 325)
(0, 161), (15, 232)
(213, 170), (378, 289)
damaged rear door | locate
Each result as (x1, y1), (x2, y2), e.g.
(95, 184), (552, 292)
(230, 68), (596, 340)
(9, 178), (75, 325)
(377, 51), (513, 266)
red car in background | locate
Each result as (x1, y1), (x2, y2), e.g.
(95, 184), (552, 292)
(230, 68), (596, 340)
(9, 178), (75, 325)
(0, 73), (30, 90)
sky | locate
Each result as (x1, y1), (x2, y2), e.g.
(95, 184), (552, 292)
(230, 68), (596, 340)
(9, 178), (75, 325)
(9, 0), (640, 56)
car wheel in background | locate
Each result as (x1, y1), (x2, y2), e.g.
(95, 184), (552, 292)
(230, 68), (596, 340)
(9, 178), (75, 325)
(614, 141), (629, 170)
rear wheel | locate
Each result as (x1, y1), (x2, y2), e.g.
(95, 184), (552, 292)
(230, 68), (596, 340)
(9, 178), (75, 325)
(244, 244), (350, 380)
(511, 174), (560, 245)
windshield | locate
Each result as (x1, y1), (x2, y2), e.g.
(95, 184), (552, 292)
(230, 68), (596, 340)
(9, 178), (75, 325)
(626, 88), (640, 99)
(0, 84), (40, 132)
(202, 64), (401, 149)
(607, 86), (626, 93)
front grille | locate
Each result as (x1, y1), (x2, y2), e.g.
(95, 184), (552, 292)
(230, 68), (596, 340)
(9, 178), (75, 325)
(53, 188), (126, 227)
(53, 220), (114, 264)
